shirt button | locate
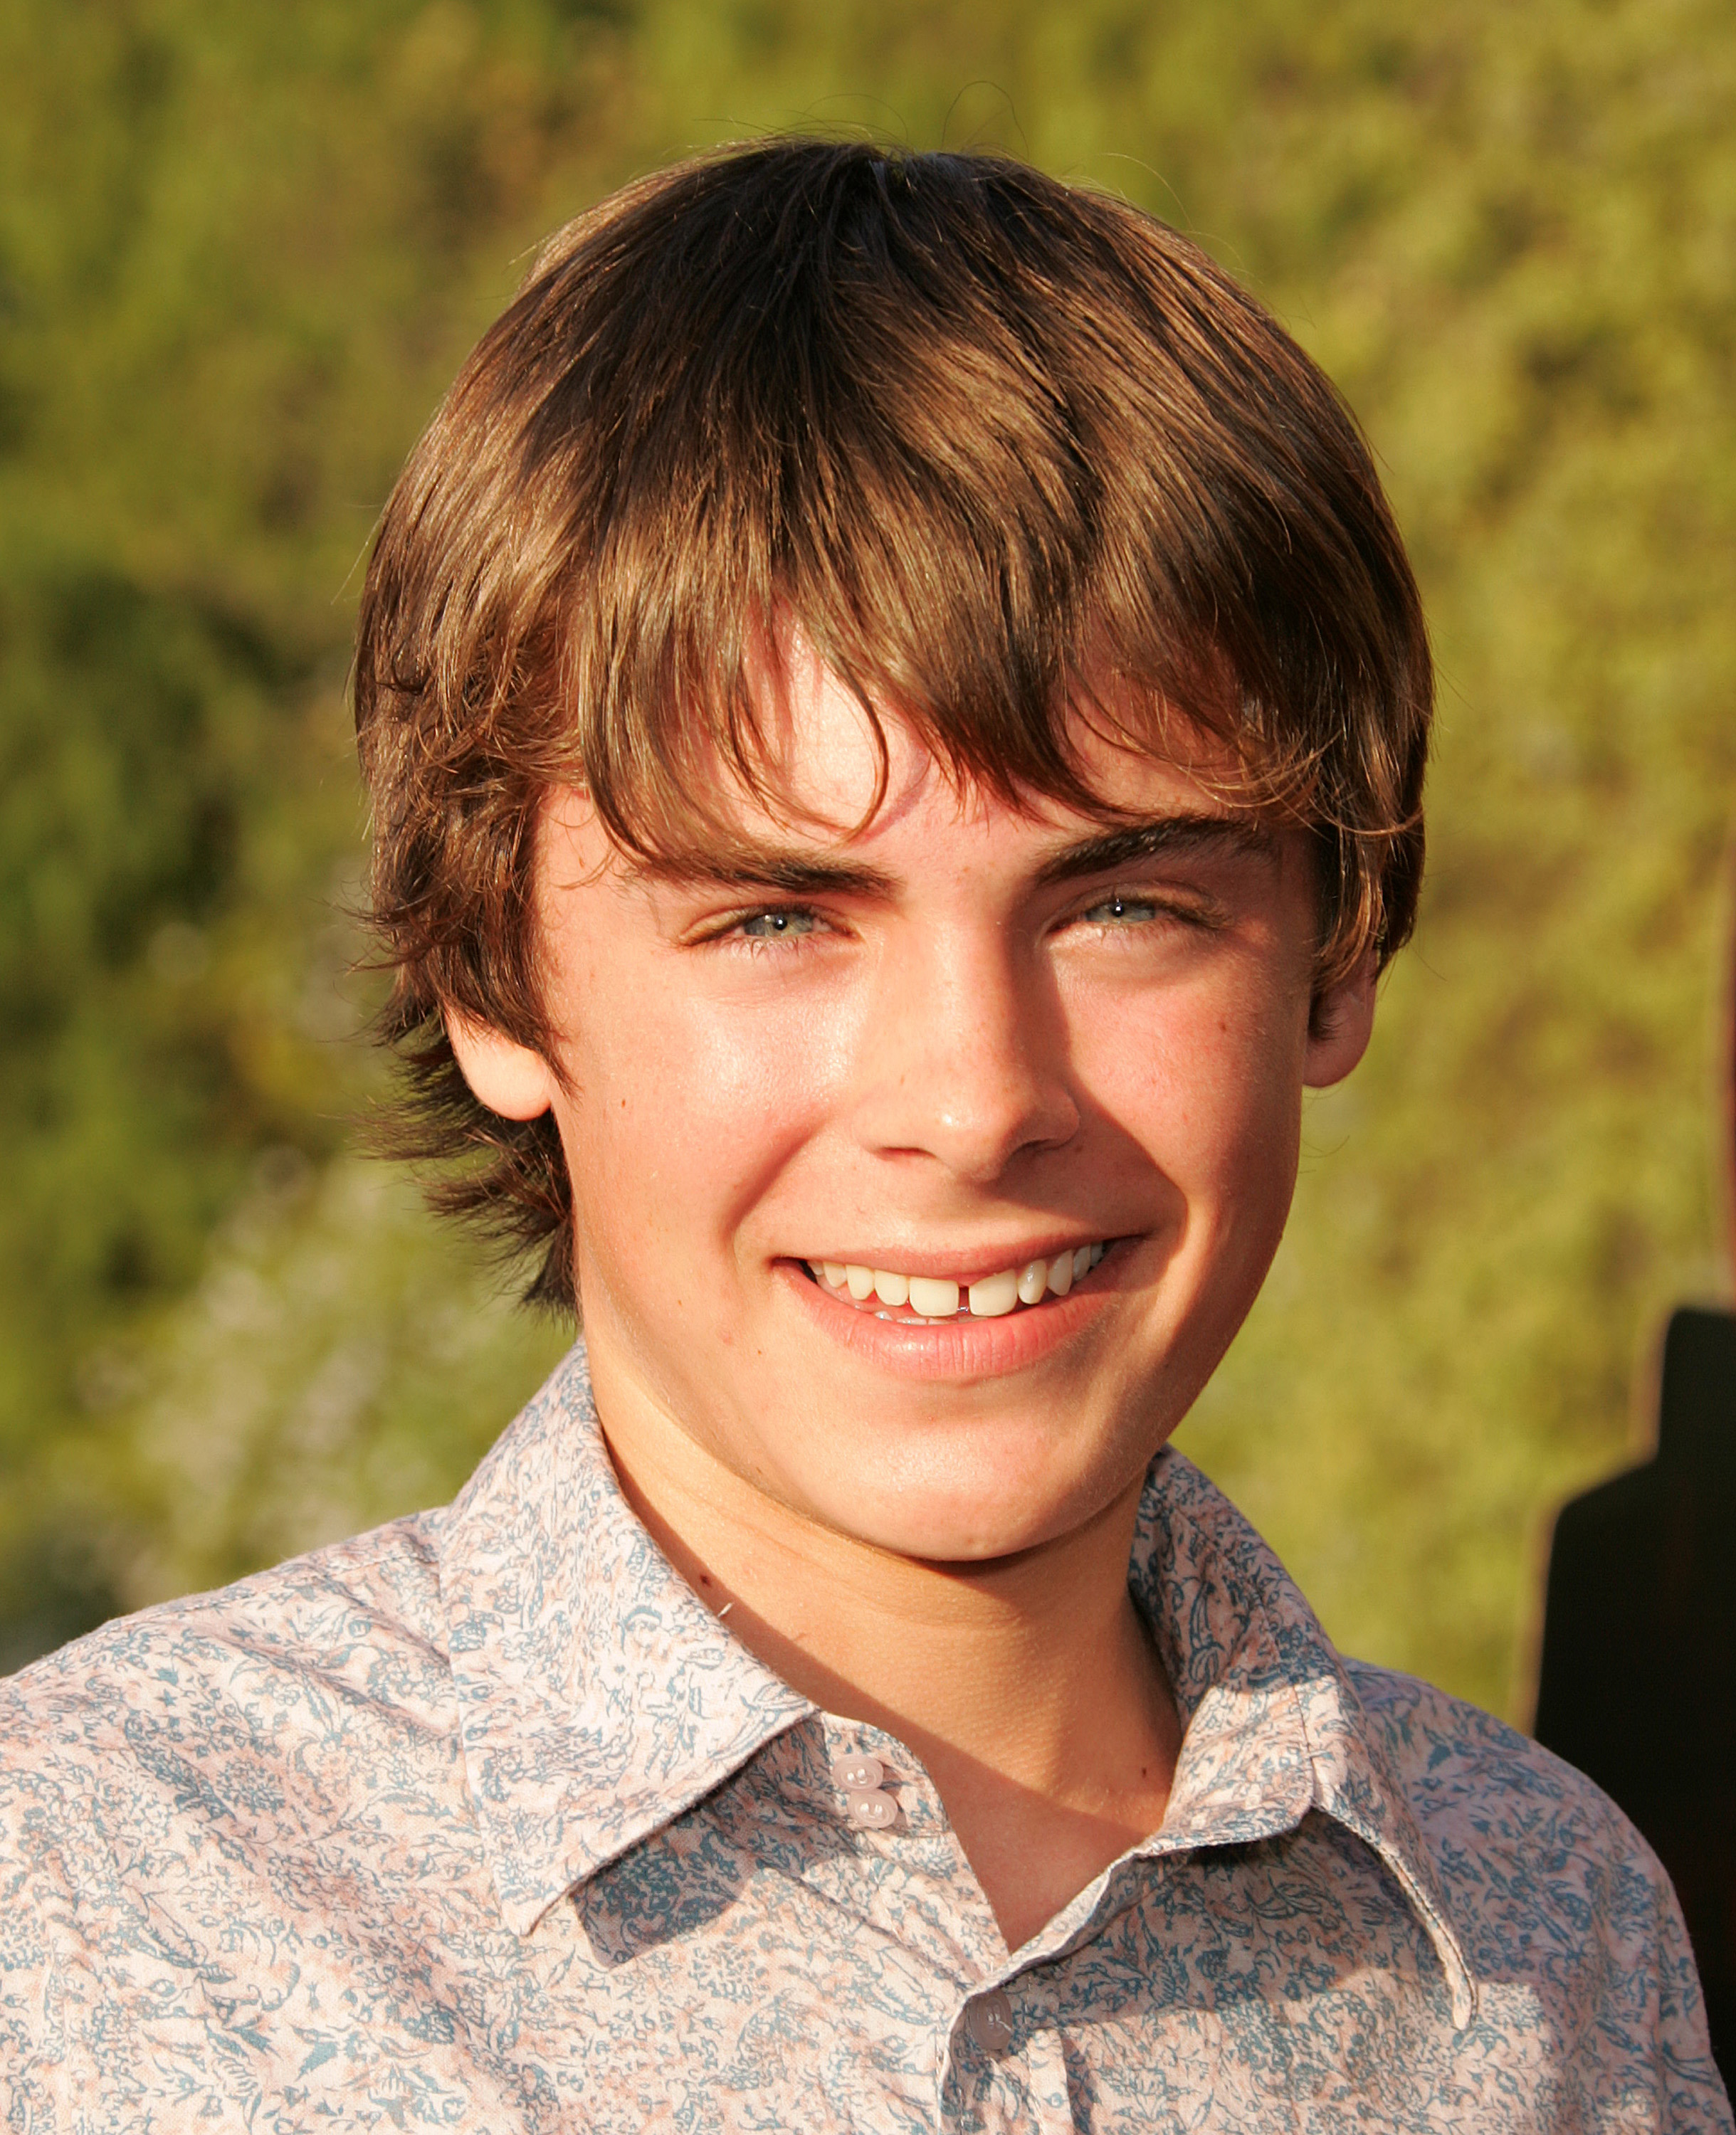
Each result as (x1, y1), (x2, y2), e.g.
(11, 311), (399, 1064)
(846, 1788), (898, 1829)
(830, 1753), (885, 1791)
(965, 1989), (1015, 2055)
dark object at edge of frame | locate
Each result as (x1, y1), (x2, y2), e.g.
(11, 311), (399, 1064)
(1535, 1304), (1736, 2088)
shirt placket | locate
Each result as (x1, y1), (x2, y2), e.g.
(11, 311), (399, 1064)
(806, 1718), (1003, 1963)
(806, 1722), (1112, 2134)
(936, 1967), (1076, 2134)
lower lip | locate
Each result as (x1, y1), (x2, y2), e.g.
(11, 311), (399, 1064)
(779, 1258), (1118, 1380)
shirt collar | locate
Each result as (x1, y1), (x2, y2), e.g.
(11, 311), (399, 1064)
(438, 1344), (812, 1934)
(440, 1344), (1475, 2023)
(1125, 1450), (1478, 2027)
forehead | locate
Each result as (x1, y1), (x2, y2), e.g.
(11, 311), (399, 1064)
(723, 642), (1258, 859)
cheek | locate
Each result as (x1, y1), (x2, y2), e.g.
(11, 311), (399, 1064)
(553, 953), (846, 1279)
(1084, 971), (1307, 1213)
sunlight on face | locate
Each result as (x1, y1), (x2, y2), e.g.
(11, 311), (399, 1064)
(456, 650), (1374, 1564)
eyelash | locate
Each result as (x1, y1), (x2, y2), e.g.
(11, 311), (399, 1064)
(1078, 892), (1161, 927)
(1075, 886), (1231, 939)
(714, 907), (828, 951)
(710, 887), (1211, 953)
(741, 907), (819, 935)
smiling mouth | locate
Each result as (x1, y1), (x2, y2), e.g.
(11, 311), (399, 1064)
(803, 1243), (1112, 1323)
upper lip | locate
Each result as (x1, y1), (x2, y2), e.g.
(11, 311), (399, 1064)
(792, 1237), (1120, 1285)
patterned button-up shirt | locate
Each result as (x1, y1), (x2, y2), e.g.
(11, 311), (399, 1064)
(1, 1346), (1729, 2131)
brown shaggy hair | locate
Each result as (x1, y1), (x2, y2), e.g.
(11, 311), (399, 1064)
(352, 139), (1432, 1308)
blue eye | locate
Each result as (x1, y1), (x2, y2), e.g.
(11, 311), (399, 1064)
(1083, 894), (1158, 924)
(739, 909), (819, 939)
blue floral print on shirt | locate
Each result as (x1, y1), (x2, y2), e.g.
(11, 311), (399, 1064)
(1, 1343), (1728, 2131)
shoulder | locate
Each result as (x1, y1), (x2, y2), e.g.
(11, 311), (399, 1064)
(0, 1517), (493, 2119)
(0, 1510), (453, 1878)
(1345, 1655), (1661, 1903)
(1345, 1659), (1730, 2126)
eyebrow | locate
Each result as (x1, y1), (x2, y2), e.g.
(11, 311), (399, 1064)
(1031, 814), (1276, 887)
(638, 813), (1273, 901)
(639, 851), (901, 899)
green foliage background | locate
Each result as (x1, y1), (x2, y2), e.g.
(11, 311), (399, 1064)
(3, 0), (1731, 1711)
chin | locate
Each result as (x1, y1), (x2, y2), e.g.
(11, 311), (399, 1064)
(807, 1460), (1117, 1567)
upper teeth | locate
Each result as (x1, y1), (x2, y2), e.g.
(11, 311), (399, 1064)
(811, 1243), (1108, 1319)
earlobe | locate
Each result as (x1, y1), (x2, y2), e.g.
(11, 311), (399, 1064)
(1303, 954), (1379, 1089)
(444, 1006), (558, 1122)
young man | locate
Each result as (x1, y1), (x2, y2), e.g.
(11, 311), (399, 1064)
(2, 142), (1728, 2131)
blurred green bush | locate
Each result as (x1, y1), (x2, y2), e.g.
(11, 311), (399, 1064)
(2, 0), (1731, 1710)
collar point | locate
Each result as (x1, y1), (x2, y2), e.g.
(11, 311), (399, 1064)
(493, 1867), (580, 1939)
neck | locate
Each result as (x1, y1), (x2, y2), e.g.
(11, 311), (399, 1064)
(591, 1359), (1183, 1951)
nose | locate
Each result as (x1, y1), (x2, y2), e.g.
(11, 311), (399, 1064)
(853, 927), (1080, 1182)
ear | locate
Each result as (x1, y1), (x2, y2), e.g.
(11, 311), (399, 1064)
(445, 1006), (559, 1122)
(1303, 953), (1379, 1089)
